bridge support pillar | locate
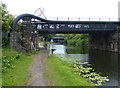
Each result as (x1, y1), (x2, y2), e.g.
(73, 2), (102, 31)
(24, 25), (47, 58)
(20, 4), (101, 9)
(10, 32), (27, 53)
(89, 31), (120, 53)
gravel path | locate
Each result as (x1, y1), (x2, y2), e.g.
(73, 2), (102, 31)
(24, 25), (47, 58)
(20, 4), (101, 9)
(26, 49), (49, 86)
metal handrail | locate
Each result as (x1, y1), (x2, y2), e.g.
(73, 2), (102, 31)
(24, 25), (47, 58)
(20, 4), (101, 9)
(46, 17), (120, 21)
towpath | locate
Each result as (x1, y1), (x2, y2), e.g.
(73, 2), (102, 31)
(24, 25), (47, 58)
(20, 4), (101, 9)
(26, 49), (49, 86)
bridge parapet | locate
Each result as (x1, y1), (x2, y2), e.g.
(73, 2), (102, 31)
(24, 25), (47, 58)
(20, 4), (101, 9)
(34, 22), (119, 34)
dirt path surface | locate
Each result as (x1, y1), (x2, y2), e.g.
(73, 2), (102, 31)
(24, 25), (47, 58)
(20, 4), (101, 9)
(26, 49), (49, 86)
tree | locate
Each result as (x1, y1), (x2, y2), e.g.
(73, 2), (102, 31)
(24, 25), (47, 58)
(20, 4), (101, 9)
(62, 34), (88, 48)
(1, 2), (14, 46)
(1, 3), (14, 32)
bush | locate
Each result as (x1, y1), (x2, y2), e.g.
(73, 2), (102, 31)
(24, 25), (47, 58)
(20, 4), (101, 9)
(2, 48), (32, 86)
(2, 36), (9, 47)
(2, 52), (21, 72)
(117, 26), (120, 31)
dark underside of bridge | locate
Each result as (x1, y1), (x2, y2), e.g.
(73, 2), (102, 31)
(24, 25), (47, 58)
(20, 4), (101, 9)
(11, 14), (120, 53)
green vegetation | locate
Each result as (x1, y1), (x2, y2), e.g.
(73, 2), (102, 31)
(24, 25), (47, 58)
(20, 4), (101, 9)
(1, 2), (22, 47)
(62, 34), (88, 48)
(1, 3), (14, 32)
(57, 54), (110, 86)
(1, 3), (14, 47)
(44, 55), (94, 86)
(73, 63), (109, 86)
(117, 26), (120, 31)
(44, 54), (109, 86)
(2, 48), (32, 86)
(28, 49), (40, 54)
(66, 46), (88, 54)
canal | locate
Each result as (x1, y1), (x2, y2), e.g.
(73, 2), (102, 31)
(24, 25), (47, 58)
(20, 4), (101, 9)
(48, 43), (119, 87)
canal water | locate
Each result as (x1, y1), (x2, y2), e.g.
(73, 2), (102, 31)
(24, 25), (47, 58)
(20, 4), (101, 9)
(48, 43), (119, 87)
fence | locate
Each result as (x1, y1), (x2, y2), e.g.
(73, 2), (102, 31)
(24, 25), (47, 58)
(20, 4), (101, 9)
(44, 17), (119, 21)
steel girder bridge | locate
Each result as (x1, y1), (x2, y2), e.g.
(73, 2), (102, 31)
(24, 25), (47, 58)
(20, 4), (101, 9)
(10, 14), (120, 52)
(11, 14), (120, 34)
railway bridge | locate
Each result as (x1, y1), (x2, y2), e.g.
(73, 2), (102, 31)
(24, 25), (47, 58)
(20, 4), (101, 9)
(11, 14), (120, 52)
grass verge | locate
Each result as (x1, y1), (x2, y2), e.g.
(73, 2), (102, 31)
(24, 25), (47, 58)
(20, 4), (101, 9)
(2, 47), (32, 86)
(44, 55), (95, 87)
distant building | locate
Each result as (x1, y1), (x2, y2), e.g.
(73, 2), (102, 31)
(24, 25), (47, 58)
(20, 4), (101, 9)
(52, 36), (64, 43)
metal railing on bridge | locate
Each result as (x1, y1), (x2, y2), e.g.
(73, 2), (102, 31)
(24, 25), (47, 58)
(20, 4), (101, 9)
(44, 17), (120, 21)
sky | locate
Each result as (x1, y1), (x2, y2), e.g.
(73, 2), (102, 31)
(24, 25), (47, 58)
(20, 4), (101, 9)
(1, 0), (120, 20)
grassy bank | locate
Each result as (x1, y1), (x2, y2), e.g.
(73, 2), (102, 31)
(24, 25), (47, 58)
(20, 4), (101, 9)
(44, 55), (94, 87)
(2, 47), (32, 86)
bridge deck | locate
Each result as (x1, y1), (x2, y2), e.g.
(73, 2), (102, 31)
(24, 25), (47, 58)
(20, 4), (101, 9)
(11, 14), (120, 34)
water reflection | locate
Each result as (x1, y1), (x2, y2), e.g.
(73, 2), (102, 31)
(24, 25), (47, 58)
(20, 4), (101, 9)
(49, 43), (66, 54)
(89, 50), (118, 86)
(48, 43), (119, 87)
(66, 45), (88, 54)
(68, 54), (88, 63)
